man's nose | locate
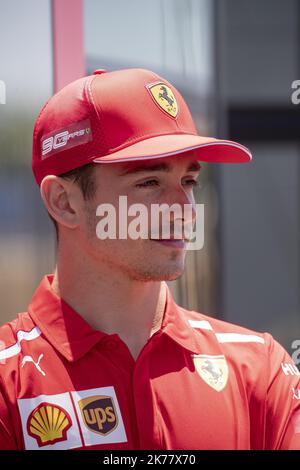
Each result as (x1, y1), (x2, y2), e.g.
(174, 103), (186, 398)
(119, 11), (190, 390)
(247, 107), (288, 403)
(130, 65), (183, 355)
(163, 186), (196, 222)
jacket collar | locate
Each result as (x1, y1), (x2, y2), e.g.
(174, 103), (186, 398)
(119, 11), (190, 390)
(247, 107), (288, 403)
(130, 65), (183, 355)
(161, 286), (207, 354)
(28, 275), (105, 361)
(28, 275), (206, 362)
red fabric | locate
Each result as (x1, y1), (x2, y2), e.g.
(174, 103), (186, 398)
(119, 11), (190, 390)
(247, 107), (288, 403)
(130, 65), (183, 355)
(0, 275), (299, 449)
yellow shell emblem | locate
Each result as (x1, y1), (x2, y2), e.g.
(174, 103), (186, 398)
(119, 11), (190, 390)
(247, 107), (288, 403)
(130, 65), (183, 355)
(27, 402), (72, 447)
(147, 82), (178, 118)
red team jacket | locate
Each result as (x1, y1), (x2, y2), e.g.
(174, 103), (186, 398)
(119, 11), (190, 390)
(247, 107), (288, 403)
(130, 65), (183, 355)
(0, 275), (299, 450)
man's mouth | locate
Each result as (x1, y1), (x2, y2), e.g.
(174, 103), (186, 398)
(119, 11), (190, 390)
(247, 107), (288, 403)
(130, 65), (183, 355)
(150, 238), (188, 248)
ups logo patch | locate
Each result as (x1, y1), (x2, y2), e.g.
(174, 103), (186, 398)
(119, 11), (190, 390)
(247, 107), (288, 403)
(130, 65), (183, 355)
(79, 395), (118, 435)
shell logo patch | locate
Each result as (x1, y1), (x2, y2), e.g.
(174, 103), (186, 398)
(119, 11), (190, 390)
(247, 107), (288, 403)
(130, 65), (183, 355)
(192, 354), (229, 392)
(147, 82), (178, 117)
(79, 395), (117, 435)
(27, 402), (72, 447)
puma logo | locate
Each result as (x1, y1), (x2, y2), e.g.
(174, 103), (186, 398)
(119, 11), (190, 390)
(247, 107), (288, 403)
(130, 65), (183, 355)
(21, 354), (46, 376)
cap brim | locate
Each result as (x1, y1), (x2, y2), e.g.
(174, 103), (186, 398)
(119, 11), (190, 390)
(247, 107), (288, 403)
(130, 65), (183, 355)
(92, 134), (252, 164)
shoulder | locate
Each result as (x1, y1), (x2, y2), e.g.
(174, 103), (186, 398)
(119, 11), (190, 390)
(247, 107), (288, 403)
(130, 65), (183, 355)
(0, 311), (38, 344)
(181, 306), (266, 337)
(180, 306), (282, 361)
(179, 307), (298, 398)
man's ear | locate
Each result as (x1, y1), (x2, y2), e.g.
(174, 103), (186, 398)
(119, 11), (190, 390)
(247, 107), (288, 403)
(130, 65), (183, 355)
(40, 175), (81, 229)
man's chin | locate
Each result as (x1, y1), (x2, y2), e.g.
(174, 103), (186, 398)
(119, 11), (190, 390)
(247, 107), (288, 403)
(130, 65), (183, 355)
(131, 265), (185, 282)
(161, 269), (185, 282)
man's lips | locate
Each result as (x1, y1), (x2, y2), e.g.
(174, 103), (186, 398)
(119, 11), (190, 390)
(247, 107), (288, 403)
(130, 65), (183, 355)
(150, 237), (189, 241)
(149, 226), (192, 247)
(150, 238), (188, 248)
(150, 234), (190, 241)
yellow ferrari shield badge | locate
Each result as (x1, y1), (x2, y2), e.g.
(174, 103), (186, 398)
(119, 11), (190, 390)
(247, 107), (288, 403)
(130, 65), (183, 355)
(192, 354), (229, 392)
(148, 82), (178, 118)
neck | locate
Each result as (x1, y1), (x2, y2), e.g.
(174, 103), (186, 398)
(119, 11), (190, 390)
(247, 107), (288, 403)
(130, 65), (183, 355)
(51, 246), (167, 360)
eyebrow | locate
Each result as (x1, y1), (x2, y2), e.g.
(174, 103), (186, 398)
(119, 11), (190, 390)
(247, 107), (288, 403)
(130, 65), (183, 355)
(119, 160), (201, 176)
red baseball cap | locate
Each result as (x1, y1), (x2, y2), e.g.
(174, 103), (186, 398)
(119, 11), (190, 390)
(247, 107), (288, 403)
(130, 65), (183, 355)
(32, 68), (252, 185)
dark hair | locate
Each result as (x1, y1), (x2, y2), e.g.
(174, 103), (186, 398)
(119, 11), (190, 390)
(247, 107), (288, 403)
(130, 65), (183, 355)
(48, 163), (97, 241)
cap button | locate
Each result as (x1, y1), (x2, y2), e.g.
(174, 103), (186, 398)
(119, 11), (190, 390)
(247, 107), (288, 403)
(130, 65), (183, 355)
(93, 69), (107, 75)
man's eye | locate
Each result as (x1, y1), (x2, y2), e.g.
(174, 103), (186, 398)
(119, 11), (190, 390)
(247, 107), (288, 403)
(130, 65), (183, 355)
(184, 179), (199, 187)
(135, 179), (159, 187)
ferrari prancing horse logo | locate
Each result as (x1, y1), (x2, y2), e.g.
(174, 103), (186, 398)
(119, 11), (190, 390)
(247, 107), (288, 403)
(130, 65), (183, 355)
(192, 354), (229, 392)
(147, 82), (178, 118)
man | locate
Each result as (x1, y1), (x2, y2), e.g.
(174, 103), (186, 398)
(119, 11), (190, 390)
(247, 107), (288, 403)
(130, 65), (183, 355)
(0, 68), (299, 450)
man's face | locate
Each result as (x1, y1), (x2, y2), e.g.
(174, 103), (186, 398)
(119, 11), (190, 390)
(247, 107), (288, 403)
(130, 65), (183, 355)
(80, 153), (201, 282)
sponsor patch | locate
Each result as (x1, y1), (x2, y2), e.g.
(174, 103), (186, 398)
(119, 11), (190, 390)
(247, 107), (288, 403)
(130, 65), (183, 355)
(18, 386), (127, 449)
(281, 362), (300, 376)
(72, 387), (127, 447)
(192, 354), (229, 392)
(79, 395), (118, 435)
(147, 82), (178, 118)
(41, 119), (92, 159)
(18, 392), (82, 449)
(27, 402), (72, 447)
(21, 353), (46, 376)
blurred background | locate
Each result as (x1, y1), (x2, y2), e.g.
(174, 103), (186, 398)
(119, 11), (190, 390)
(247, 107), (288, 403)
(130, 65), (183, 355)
(0, 0), (299, 353)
